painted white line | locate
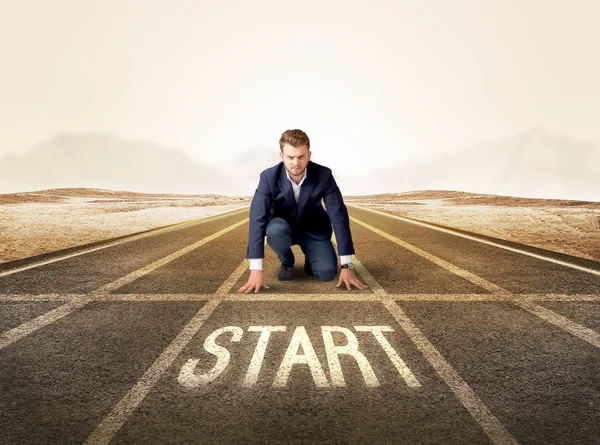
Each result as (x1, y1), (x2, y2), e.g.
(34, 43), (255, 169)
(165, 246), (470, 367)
(347, 214), (600, 352)
(0, 298), (91, 350)
(225, 293), (379, 301)
(92, 218), (249, 294)
(0, 294), (82, 302)
(382, 298), (518, 444)
(336, 234), (515, 443)
(0, 292), (600, 303)
(0, 206), (249, 278)
(346, 218), (508, 294)
(1, 293), (599, 302)
(349, 204), (600, 277)
(512, 299), (600, 349)
(217, 238), (267, 295)
(332, 233), (385, 296)
(216, 260), (251, 295)
(84, 299), (221, 445)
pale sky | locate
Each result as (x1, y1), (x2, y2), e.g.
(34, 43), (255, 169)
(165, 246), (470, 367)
(1, 0), (599, 176)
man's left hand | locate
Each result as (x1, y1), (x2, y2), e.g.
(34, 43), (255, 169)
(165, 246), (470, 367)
(336, 269), (369, 291)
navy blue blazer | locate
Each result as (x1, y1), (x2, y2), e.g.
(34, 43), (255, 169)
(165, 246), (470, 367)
(245, 160), (355, 259)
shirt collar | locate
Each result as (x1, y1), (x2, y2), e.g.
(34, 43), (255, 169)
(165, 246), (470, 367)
(285, 166), (307, 186)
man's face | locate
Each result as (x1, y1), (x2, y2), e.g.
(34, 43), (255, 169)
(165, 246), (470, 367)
(280, 143), (311, 177)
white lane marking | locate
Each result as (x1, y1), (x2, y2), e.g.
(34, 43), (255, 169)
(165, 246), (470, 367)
(0, 298), (91, 350)
(355, 326), (421, 388)
(92, 218), (249, 294)
(349, 213), (600, 351)
(331, 233), (385, 296)
(0, 207), (249, 278)
(321, 326), (379, 387)
(349, 204), (600, 277)
(242, 326), (287, 387)
(512, 299), (600, 349)
(272, 326), (330, 388)
(1, 293), (599, 302)
(178, 326), (244, 388)
(382, 299), (518, 444)
(84, 298), (220, 445)
(216, 238), (267, 295)
(348, 217), (508, 294)
(332, 235), (518, 444)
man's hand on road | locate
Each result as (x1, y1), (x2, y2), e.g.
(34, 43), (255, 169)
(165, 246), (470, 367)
(336, 269), (368, 291)
(238, 270), (270, 294)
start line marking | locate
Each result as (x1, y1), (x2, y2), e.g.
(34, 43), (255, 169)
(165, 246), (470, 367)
(178, 325), (421, 388)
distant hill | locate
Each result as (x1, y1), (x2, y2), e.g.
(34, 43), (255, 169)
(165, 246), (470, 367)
(3, 128), (598, 201)
(337, 128), (600, 201)
(0, 132), (238, 195)
(345, 190), (600, 208)
(0, 187), (236, 204)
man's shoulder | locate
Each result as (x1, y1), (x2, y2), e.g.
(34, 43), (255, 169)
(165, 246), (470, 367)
(308, 160), (332, 174)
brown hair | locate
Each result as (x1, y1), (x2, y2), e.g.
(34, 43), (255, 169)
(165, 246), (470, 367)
(279, 129), (310, 152)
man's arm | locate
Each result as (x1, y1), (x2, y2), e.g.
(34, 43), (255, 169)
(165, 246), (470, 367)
(322, 171), (355, 258)
(239, 173), (272, 293)
(246, 172), (273, 261)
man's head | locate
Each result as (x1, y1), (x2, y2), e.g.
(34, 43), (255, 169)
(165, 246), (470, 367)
(279, 129), (311, 179)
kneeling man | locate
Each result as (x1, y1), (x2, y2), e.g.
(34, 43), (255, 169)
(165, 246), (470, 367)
(239, 129), (368, 294)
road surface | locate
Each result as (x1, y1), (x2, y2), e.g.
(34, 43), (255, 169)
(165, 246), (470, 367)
(0, 204), (599, 444)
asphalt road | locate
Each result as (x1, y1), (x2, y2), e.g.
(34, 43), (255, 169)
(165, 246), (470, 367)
(0, 204), (599, 445)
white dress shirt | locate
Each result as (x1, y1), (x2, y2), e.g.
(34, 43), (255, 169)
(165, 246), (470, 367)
(248, 168), (353, 270)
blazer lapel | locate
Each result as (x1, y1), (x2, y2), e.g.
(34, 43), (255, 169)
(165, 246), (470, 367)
(296, 163), (315, 221)
(277, 168), (297, 217)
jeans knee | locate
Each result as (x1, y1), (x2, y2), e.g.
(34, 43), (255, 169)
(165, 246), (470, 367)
(266, 218), (290, 238)
(315, 265), (337, 282)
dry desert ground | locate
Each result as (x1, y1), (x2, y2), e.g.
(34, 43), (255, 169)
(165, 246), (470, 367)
(0, 188), (598, 265)
(0, 188), (251, 264)
(346, 191), (600, 262)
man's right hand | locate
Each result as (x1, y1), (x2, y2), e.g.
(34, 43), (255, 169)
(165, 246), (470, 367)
(238, 270), (270, 294)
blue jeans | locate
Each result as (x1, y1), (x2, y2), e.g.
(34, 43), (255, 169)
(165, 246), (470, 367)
(266, 217), (338, 282)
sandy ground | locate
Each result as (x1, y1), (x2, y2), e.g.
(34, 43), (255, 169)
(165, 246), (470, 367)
(1, 188), (598, 265)
(346, 191), (600, 262)
(0, 189), (251, 264)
